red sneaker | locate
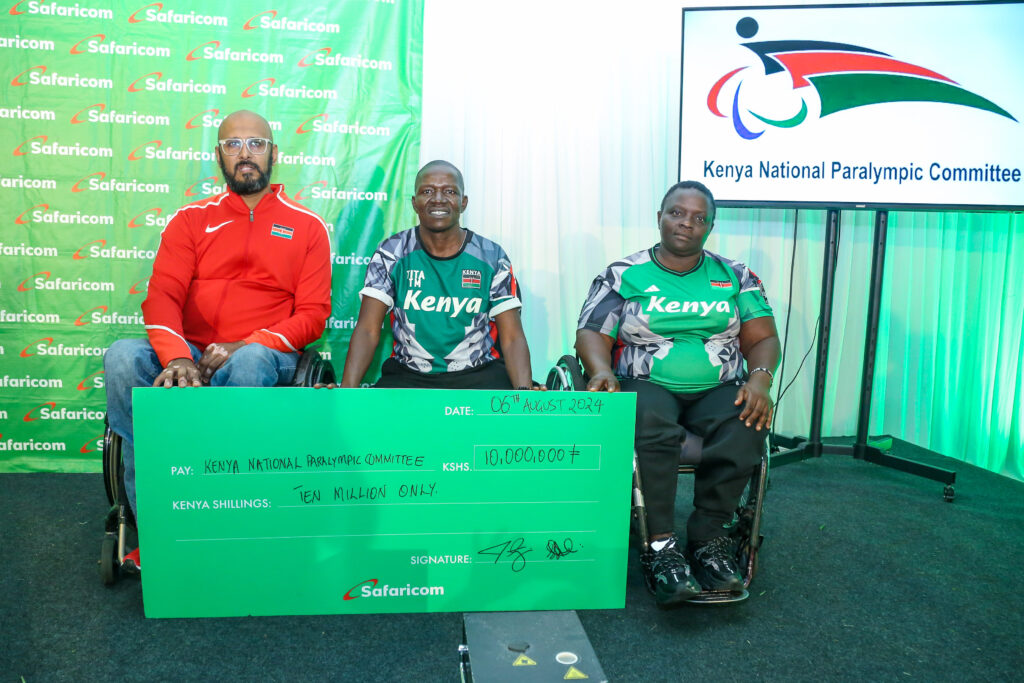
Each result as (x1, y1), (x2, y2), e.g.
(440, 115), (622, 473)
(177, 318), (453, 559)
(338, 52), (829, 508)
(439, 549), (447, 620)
(123, 547), (141, 572)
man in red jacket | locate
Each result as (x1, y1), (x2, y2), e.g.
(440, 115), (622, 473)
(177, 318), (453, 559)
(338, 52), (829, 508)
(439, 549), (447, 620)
(104, 110), (332, 569)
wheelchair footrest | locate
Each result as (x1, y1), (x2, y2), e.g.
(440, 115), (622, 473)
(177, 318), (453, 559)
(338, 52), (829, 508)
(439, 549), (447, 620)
(686, 588), (749, 605)
(462, 610), (607, 682)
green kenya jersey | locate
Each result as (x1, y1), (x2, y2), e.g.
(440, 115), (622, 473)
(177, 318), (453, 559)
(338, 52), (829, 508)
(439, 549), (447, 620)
(361, 227), (522, 374)
(577, 247), (773, 393)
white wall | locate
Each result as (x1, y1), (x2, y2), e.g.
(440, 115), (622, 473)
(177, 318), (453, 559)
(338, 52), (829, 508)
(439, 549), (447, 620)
(417, 0), (964, 440)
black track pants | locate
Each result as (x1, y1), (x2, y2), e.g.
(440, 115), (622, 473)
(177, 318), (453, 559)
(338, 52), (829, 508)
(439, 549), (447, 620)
(622, 378), (765, 543)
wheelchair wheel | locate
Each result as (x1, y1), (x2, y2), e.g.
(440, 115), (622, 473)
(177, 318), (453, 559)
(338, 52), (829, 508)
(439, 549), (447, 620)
(102, 424), (121, 508)
(733, 456), (768, 585)
(313, 355), (337, 385)
(545, 355), (586, 391)
(100, 535), (119, 586)
(292, 349), (337, 386)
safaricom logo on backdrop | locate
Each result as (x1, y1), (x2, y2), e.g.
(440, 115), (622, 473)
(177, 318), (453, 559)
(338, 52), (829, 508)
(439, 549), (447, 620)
(184, 177), (225, 198)
(0, 374), (63, 388)
(14, 203), (113, 226)
(72, 103), (170, 127)
(128, 207), (167, 228)
(297, 47), (394, 71)
(24, 401), (105, 422)
(296, 180), (389, 203)
(0, 242), (59, 257)
(0, 34), (55, 51)
(186, 40), (284, 64)
(15, 203), (113, 226)
(14, 135), (113, 158)
(244, 10), (340, 34)
(1, 174), (57, 190)
(11, 65), (113, 89)
(128, 140), (216, 162)
(0, 433), (67, 452)
(128, 71), (226, 95)
(276, 152), (336, 167)
(296, 113), (391, 137)
(19, 337), (107, 358)
(72, 171), (170, 194)
(72, 239), (156, 261)
(18, 271), (114, 292)
(9, 1), (112, 19)
(128, 3), (227, 27)
(70, 34), (170, 57)
(241, 77), (337, 100)
(77, 370), (105, 391)
(74, 305), (144, 327)
(185, 108), (281, 131)
(1, 309), (60, 324)
(0, 105), (56, 121)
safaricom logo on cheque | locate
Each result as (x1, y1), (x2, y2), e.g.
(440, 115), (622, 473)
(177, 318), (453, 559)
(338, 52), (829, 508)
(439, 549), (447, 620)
(343, 578), (445, 601)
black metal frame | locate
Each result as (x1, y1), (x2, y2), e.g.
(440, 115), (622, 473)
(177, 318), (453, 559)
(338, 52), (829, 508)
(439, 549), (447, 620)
(771, 209), (956, 501)
(546, 355), (766, 604)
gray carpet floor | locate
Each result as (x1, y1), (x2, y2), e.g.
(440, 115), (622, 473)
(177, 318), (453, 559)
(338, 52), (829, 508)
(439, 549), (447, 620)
(2, 440), (1021, 682)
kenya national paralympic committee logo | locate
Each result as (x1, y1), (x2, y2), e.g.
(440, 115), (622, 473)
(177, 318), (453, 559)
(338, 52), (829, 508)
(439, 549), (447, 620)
(708, 17), (1017, 140)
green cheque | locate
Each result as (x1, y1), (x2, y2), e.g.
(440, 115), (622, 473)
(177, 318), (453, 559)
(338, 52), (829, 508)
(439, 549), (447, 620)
(134, 387), (637, 618)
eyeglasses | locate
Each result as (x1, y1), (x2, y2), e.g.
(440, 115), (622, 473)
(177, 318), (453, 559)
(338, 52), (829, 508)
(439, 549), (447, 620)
(217, 137), (272, 156)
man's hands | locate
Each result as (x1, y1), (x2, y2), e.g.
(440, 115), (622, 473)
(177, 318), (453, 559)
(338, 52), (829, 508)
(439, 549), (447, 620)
(197, 341), (246, 384)
(152, 341), (247, 387)
(586, 370), (620, 393)
(735, 373), (773, 431)
(153, 358), (202, 388)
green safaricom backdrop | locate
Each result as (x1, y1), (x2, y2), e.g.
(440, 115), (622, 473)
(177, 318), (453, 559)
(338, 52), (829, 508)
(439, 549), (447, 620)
(0, 1), (424, 472)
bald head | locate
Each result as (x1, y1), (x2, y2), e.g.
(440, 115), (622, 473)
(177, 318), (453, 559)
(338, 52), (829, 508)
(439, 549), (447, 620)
(217, 110), (273, 142)
(416, 160), (464, 194)
(215, 110), (277, 198)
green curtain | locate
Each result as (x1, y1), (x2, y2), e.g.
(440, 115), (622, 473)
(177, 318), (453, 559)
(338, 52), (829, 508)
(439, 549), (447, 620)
(711, 207), (1023, 481)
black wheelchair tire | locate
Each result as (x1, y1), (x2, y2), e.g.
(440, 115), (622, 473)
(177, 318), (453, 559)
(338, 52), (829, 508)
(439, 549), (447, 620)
(102, 426), (121, 508)
(100, 536), (118, 586)
(546, 355), (587, 391)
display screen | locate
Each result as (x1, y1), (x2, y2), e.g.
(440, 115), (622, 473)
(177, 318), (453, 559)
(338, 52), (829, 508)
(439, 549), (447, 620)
(679, 1), (1024, 210)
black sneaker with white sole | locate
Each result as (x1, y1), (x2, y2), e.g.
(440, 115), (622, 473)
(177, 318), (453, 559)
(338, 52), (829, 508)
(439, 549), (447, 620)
(687, 536), (744, 592)
(640, 535), (702, 605)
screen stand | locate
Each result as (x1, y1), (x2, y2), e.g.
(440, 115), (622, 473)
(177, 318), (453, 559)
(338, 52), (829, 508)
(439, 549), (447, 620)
(771, 209), (956, 501)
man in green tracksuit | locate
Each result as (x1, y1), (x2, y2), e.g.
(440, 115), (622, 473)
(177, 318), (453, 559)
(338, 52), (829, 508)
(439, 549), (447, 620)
(341, 160), (535, 390)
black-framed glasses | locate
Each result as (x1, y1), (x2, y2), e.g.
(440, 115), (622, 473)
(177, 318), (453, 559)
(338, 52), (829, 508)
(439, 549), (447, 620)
(218, 137), (272, 156)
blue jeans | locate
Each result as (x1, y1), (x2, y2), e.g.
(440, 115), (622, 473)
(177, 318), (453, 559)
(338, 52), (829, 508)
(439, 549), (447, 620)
(103, 338), (299, 515)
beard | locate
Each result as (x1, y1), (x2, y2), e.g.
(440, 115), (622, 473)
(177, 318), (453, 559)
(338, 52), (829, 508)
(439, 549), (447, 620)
(219, 153), (273, 195)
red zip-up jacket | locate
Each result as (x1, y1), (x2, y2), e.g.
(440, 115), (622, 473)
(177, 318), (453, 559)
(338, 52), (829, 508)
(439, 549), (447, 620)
(142, 184), (332, 366)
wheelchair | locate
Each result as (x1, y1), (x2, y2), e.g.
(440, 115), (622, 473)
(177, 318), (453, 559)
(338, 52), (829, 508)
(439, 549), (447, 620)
(99, 348), (335, 585)
(545, 355), (768, 605)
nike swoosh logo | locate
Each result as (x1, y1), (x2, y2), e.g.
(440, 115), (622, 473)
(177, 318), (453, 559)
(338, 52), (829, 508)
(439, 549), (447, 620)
(204, 220), (231, 233)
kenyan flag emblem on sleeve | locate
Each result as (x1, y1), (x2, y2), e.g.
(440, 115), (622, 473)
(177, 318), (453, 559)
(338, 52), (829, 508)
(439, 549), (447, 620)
(462, 269), (482, 288)
(270, 224), (294, 240)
